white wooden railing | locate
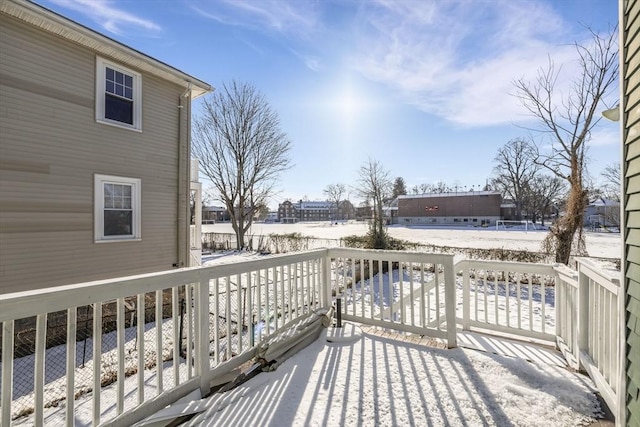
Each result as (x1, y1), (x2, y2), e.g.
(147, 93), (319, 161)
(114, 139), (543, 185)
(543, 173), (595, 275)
(555, 257), (622, 420)
(456, 260), (557, 342)
(0, 249), (623, 426)
(331, 248), (457, 347)
(0, 250), (329, 427)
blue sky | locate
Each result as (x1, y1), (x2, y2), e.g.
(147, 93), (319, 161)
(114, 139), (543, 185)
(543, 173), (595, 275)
(38, 0), (620, 207)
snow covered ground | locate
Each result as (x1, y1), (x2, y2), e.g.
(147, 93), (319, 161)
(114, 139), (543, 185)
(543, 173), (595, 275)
(189, 329), (602, 426)
(203, 222), (621, 259)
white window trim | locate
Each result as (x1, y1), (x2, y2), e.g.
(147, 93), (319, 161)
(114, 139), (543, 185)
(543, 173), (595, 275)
(94, 174), (141, 242)
(96, 57), (142, 131)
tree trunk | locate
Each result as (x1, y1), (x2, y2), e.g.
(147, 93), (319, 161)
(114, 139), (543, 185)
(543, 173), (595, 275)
(549, 162), (587, 264)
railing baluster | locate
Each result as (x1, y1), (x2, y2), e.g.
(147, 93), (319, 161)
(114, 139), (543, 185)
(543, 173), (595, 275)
(368, 258), (374, 321)
(155, 290), (163, 394)
(360, 258), (365, 318)
(527, 275), (533, 331)
(435, 265), (441, 330)
(117, 297), (125, 414)
(541, 275), (546, 334)
(516, 273), (522, 330)
(247, 272), (253, 348)
(279, 265), (285, 328)
(237, 273), (242, 354)
(172, 286), (180, 387)
(226, 276), (232, 360)
(398, 261), (404, 324)
(420, 262), (426, 328)
(185, 284), (193, 379)
(427, 263), (432, 325)
(409, 262), (415, 327)
(483, 270), (488, 324)
(137, 293), (145, 404)
(257, 269), (263, 343)
(288, 264), (294, 321)
(214, 278), (220, 365)
(66, 307), (77, 424)
(1, 320), (15, 427)
(505, 271), (510, 328)
(493, 270), (499, 326)
(34, 313), (47, 426)
(268, 268), (274, 337)
(372, 260), (382, 320)
(93, 302), (102, 426)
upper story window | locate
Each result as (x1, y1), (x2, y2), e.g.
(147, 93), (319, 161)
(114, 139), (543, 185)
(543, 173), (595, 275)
(96, 58), (142, 131)
(94, 174), (141, 242)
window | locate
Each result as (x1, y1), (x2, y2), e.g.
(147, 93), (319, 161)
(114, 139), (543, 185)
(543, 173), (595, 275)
(96, 58), (142, 130)
(95, 174), (141, 242)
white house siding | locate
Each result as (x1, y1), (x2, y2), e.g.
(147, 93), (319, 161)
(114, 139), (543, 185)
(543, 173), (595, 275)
(623, 0), (640, 424)
(0, 14), (189, 293)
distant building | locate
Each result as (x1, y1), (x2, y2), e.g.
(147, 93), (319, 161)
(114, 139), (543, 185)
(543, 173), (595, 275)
(397, 191), (502, 226)
(265, 212), (278, 222)
(356, 205), (373, 221)
(278, 200), (299, 223)
(277, 200), (340, 223)
(202, 206), (230, 223)
(585, 198), (620, 228)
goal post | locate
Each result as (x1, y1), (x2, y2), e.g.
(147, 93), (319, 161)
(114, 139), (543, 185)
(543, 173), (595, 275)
(495, 220), (540, 231)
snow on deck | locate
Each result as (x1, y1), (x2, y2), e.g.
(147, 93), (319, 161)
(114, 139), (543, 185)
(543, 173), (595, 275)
(188, 325), (603, 427)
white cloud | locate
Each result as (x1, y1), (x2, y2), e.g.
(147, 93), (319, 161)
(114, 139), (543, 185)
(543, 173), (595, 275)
(350, 0), (601, 127)
(589, 126), (620, 147)
(191, 0), (322, 38)
(47, 0), (160, 34)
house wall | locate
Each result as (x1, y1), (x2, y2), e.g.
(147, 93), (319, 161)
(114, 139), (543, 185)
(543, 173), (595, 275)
(0, 15), (189, 293)
(623, 0), (640, 424)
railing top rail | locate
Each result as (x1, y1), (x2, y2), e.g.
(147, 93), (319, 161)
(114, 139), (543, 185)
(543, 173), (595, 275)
(554, 264), (579, 288)
(455, 259), (557, 275)
(199, 248), (329, 279)
(0, 248), (330, 323)
(575, 257), (621, 286)
(328, 247), (454, 264)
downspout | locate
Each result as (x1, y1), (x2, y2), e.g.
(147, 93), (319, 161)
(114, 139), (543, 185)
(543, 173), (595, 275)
(176, 84), (192, 268)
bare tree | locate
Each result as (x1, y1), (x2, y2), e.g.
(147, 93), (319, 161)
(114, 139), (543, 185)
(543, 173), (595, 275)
(601, 162), (621, 201)
(323, 183), (346, 221)
(193, 81), (292, 249)
(491, 138), (540, 220)
(514, 27), (618, 264)
(523, 175), (567, 225)
(419, 183), (432, 194)
(355, 158), (392, 248)
(432, 181), (451, 193)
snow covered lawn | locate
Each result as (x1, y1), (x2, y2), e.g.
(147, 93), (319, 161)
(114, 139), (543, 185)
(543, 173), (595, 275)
(203, 222), (621, 259)
(189, 328), (602, 427)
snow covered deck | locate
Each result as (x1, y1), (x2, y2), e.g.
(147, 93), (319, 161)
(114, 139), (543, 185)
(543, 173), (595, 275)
(180, 326), (604, 426)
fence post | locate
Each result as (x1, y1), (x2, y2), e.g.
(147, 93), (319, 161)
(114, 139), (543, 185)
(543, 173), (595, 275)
(461, 260), (470, 331)
(576, 262), (589, 371)
(195, 276), (210, 395)
(443, 256), (457, 348)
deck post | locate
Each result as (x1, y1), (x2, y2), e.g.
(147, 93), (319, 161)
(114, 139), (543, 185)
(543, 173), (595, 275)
(576, 264), (589, 371)
(461, 260), (470, 330)
(323, 251), (332, 309)
(195, 275), (210, 395)
(443, 256), (457, 348)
